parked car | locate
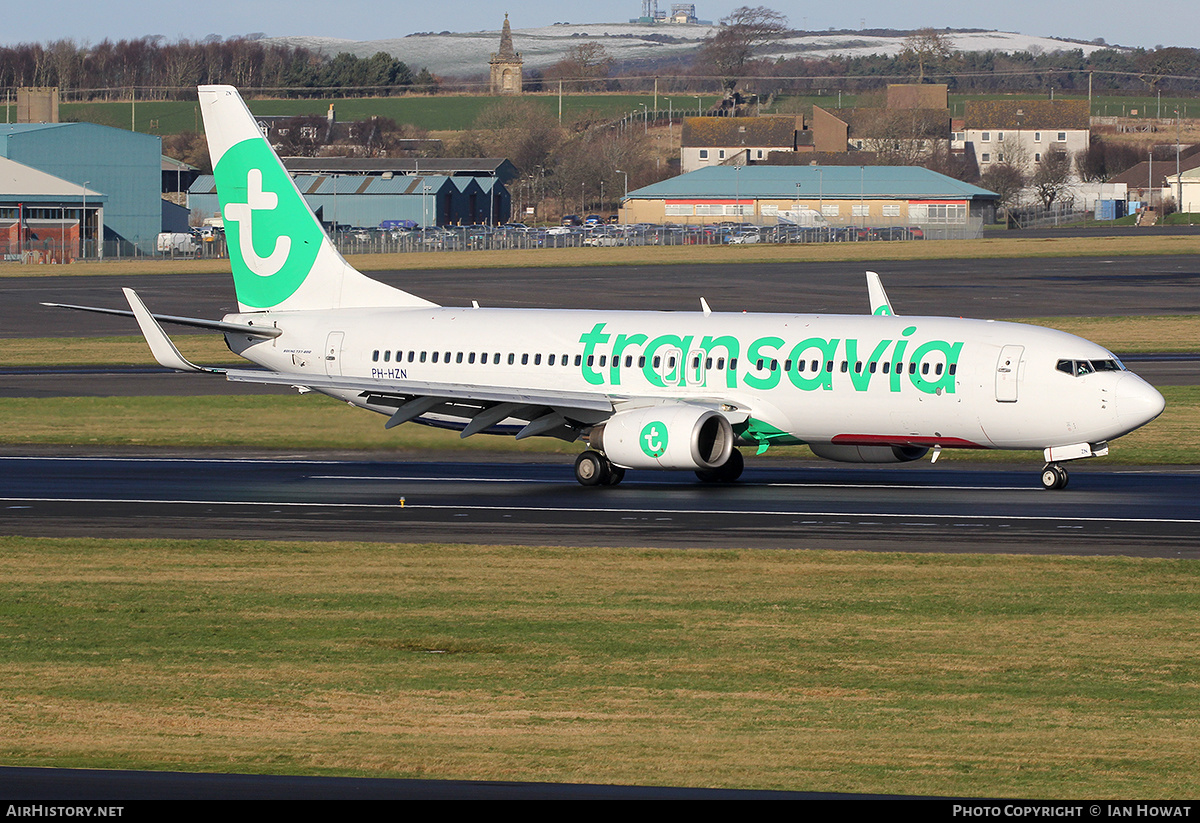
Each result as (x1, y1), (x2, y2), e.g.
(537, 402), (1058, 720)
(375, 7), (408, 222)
(583, 234), (625, 247)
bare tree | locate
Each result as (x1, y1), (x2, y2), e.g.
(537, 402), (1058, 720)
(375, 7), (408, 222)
(544, 42), (613, 91)
(460, 101), (564, 176)
(274, 116), (328, 157)
(1030, 151), (1075, 208)
(996, 134), (1031, 173)
(900, 28), (953, 82)
(980, 163), (1028, 214)
(853, 108), (949, 166)
(699, 6), (789, 90)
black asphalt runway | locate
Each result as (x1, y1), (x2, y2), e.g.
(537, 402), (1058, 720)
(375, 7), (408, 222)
(4, 254), (1200, 341)
(3, 455), (1197, 556)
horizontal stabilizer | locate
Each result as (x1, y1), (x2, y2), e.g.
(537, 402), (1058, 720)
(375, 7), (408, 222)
(42, 301), (282, 338)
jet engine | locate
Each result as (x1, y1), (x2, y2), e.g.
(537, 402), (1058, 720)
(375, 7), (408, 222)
(808, 443), (929, 463)
(590, 405), (734, 470)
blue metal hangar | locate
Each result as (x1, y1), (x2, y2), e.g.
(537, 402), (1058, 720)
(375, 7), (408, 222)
(0, 122), (162, 256)
(188, 158), (516, 229)
(618, 165), (999, 229)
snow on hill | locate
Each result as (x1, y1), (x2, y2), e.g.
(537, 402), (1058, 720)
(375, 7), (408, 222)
(264, 24), (1116, 78)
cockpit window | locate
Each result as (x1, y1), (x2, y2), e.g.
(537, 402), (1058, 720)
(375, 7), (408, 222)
(1057, 358), (1126, 377)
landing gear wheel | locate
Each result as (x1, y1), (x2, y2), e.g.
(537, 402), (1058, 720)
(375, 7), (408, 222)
(575, 451), (610, 486)
(1041, 463), (1069, 490)
(605, 465), (626, 486)
(696, 448), (745, 483)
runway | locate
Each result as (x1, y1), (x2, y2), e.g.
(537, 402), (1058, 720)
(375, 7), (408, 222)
(3, 454), (1198, 556)
(5, 254), (1200, 340)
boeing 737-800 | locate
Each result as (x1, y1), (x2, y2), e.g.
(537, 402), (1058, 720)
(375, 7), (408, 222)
(48, 85), (1165, 489)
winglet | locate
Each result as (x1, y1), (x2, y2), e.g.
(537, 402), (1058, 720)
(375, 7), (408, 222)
(123, 288), (220, 374)
(866, 271), (895, 316)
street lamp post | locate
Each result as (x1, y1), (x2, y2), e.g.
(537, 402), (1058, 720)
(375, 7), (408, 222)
(615, 168), (628, 224)
(81, 181), (89, 259)
(733, 166), (741, 228)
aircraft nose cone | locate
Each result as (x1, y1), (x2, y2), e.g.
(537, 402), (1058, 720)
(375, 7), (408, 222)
(1115, 374), (1166, 429)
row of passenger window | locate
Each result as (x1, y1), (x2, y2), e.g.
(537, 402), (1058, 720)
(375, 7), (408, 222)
(375, 350), (591, 366)
(756, 358), (953, 377)
(372, 348), (954, 376)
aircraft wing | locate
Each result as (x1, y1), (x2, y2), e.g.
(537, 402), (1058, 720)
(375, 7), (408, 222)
(224, 368), (615, 413)
(224, 367), (618, 440)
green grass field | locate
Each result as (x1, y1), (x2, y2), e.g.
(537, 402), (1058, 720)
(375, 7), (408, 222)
(56, 91), (1199, 136)
(1, 536), (1197, 795)
(62, 94), (724, 135)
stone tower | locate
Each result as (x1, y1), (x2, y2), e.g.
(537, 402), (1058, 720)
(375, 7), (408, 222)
(489, 14), (523, 95)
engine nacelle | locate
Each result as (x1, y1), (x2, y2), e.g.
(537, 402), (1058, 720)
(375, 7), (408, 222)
(591, 405), (734, 470)
(808, 442), (929, 464)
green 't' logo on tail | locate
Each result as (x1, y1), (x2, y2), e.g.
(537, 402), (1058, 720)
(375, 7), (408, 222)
(215, 139), (323, 309)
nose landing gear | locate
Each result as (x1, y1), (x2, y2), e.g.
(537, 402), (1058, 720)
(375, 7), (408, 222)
(1041, 463), (1069, 490)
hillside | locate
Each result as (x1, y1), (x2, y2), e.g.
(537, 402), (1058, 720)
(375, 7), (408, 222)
(263, 24), (1118, 78)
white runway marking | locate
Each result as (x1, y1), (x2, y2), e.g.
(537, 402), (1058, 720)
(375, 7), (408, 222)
(3, 497), (1199, 525)
(311, 474), (1035, 492)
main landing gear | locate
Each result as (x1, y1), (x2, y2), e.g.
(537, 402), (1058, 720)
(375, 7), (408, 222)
(573, 448), (746, 486)
(1041, 463), (1069, 490)
(574, 451), (626, 486)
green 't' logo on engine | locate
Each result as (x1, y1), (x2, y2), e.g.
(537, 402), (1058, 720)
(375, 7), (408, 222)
(214, 139), (322, 308)
(640, 421), (668, 458)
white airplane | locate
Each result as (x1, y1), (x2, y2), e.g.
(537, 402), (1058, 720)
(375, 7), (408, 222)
(48, 85), (1166, 490)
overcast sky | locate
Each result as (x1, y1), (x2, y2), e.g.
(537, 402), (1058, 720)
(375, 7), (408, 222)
(3, 0), (1192, 51)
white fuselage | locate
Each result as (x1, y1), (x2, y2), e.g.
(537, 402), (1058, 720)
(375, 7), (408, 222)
(222, 306), (1164, 452)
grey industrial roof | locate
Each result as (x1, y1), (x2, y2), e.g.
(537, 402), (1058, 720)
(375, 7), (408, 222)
(625, 165), (998, 201)
(0, 156), (107, 202)
(162, 156), (198, 172)
(189, 173), (458, 197)
(281, 157), (516, 178)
